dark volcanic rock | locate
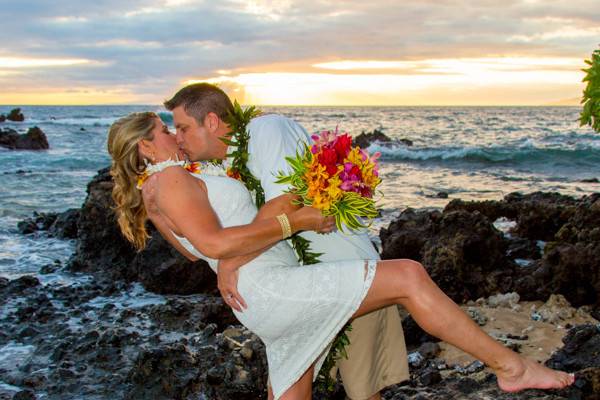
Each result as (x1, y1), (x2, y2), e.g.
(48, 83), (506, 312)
(18, 209), (79, 239)
(441, 192), (600, 306)
(353, 128), (392, 148)
(0, 114), (5, 122)
(506, 237), (541, 260)
(7, 108), (25, 122)
(446, 192), (579, 242)
(0, 127), (48, 150)
(546, 324), (600, 371)
(68, 167), (216, 295)
(48, 209), (79, 239)
(133, 234), (216, 295)
(17, 212), (57, 234)
(126, 328), (268, 400)
(380, 208), (517, 303)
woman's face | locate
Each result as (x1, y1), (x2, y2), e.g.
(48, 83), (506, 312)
(149, 116), (185, 162)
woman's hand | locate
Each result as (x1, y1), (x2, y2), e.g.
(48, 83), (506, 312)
(291, 206), (336, 234)
(217, 261), (247, 312)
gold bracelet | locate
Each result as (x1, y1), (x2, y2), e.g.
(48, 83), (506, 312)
(276, 214), (292, 239)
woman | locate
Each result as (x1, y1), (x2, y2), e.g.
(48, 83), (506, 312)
(107, 112), (574, 400)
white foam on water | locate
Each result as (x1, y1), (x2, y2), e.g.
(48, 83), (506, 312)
(493, 217), (517, 235)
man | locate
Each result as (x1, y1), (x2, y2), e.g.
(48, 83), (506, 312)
(164, 83), (408, 400)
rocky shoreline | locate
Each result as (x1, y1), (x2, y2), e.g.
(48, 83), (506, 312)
(1, 167), (599, 399)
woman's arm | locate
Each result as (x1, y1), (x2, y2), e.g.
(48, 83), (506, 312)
(154, 166), (330, 259)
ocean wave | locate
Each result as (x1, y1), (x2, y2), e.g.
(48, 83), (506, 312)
(26, 117), (119, 127)
(370, 143), (600, 165)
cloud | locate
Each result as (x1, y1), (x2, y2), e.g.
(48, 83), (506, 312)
(0, 0), (597, 104)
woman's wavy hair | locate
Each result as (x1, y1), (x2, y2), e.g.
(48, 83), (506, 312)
(107, 112), (157, 250)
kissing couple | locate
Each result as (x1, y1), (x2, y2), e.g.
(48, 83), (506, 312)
(107, 83), (574, 399)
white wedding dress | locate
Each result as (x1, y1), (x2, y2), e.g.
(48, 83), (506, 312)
(167, 168), (377, 399)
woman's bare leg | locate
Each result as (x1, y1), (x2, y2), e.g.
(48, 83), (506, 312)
(278, 364), (314, 400)
(353, 259), (574, 392)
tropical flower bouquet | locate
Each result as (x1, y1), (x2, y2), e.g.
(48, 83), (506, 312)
(276, 128), (382, 232)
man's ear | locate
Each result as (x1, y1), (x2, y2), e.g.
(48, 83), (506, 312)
(204, 112), (221, 133)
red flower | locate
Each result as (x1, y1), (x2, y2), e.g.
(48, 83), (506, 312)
(334, 134), (352, 158)
(350, 165), (361, 177)
(326, 164), (338, 176)
(318, 147), (339, 167)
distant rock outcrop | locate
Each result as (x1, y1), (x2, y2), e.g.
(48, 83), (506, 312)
(0, 127), (49, 150)
(7, 108), (25, 122)
(353, 128), (413, 149)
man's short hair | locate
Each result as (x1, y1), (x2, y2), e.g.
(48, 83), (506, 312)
(164, 83), (234, 124)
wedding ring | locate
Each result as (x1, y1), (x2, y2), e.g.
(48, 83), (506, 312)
(226, 294), (233, 299)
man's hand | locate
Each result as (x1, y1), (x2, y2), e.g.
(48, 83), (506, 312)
(217, 260), (247, 312)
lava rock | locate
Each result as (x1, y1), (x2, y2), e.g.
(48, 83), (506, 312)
(7, 108), (25, 122)
(68, 167), (216, 295)
(353, 128), (392, 148)
(381, 208), (517, 303)
(48, 209), (79, 239)
(0, 127), (48, 150)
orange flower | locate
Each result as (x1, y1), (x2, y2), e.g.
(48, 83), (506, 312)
(227, 167), (241, 180)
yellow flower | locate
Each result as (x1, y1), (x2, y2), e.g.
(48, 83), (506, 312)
(325, 176), (343, 202)
(312, 191), (332, 210)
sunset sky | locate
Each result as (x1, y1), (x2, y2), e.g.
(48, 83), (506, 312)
(0, 0), (598, 106)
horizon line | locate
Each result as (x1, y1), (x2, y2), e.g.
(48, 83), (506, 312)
(0, 103), (582, 107)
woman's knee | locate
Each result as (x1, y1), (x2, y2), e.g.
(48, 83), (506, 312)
(391, 259), (430, 289)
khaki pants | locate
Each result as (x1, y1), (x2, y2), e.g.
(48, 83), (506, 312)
(334, 306), (409, 400)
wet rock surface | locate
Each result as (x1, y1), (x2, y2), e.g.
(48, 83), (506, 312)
(5, 162), (600, 400)
(0, 127), (48, 150)
(0, 274), (260, 399)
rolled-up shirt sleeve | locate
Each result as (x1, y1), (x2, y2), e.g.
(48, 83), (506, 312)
(247, 115), (311, 202)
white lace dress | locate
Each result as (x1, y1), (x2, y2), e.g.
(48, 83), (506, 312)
(168, 168), (377, 399)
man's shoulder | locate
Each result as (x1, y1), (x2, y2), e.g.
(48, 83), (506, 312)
(248, 114), (293, 132)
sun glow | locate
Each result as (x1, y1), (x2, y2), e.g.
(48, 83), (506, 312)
(185, 56), (584, 106)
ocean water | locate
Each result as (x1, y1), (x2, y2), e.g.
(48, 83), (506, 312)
(0, 105), (599, 280)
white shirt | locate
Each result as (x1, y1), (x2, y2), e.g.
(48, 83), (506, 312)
(244, 114), (380, 263)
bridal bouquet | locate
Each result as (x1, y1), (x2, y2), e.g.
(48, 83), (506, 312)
(276, 128), (382, 231)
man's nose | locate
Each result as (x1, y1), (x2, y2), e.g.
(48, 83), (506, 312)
(174, 132), (183, 144)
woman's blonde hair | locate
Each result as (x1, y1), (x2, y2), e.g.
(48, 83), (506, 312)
(107, 111), (157, 250)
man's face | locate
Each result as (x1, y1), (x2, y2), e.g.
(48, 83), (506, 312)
(172, 106), (221, 161)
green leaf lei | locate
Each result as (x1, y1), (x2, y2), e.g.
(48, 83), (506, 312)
(222, 100), (352, 394)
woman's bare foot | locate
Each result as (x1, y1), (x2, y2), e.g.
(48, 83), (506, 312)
(497, 357), (575, 392)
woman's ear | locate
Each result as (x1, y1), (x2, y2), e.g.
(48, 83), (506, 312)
(137, 139), (154, 160)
